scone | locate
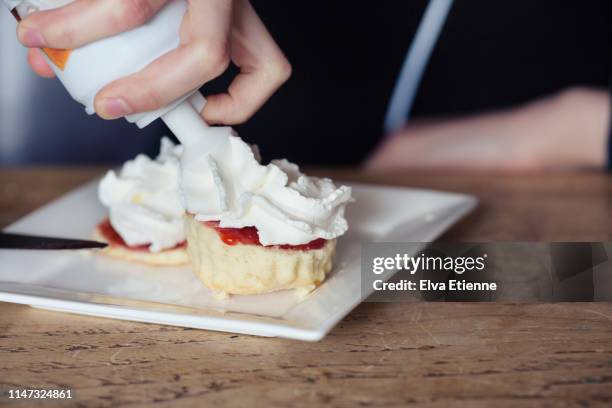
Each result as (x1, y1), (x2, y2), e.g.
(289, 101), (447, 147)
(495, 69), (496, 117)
(96, 137), (189, 266)
(179, 129), (351, 295)
(94, 218), (189, 266)
(184, 216), (336, 295)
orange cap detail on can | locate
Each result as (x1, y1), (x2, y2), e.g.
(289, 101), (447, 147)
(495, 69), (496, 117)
(43, 48), (72, 70)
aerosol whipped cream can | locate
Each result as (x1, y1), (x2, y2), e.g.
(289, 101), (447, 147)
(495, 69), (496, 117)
(3, 0), (199, 128)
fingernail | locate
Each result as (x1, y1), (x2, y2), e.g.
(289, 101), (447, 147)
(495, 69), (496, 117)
(18, 26), (46, 48)
(99, 98), (132, 119)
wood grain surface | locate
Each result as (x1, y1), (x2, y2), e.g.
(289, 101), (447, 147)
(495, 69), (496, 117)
(1, 167), (612, 407)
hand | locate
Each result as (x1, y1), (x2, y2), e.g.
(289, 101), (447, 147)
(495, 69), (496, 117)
(365, 87), (610, 172)
(17, 0), (291, 124)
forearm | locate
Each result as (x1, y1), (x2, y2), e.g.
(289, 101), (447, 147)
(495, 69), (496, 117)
(365, 87), (611, 172)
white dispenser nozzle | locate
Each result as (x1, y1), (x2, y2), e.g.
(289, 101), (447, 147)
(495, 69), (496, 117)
(162, 92), (230, 155)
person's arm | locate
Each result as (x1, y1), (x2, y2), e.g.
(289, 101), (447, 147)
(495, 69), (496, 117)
(365, 87), (610, 172)
(17, 0), (291, 124)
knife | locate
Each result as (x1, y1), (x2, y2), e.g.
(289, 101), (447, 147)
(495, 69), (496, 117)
(0, 232), (107, 250)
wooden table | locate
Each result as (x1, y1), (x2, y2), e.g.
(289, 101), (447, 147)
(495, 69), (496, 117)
(1, 168), (612, 407)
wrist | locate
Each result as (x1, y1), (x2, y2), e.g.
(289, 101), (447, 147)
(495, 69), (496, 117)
(555, 87), (610, 169)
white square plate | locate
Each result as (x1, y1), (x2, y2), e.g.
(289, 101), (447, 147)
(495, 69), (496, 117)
(0, 180), (476, 341)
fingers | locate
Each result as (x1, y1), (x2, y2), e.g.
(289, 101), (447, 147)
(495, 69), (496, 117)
(94, 0), (232, 119)
(17, 0), (168, 49)
(95, 42), (230, 118)
(23, 0), (288, 123)
(203, 0), (292, 124)
(27, 49), (55, 78)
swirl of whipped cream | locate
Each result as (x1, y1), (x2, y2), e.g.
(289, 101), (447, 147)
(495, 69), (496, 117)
(179, 127), (352, 246)
(98, 137), (185, 252)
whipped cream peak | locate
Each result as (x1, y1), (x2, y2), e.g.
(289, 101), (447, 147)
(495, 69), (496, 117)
(98, 137), (185, 252)
(179, 128), (352, 246)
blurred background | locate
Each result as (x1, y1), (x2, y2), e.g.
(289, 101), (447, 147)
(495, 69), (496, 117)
(0, 0), (610, 166)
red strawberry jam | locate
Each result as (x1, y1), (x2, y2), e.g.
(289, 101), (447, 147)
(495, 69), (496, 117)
(203, 221), (326, 251)
(97, 218), (186, 252)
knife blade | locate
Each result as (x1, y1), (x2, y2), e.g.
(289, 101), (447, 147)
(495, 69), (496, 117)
(0, 232), (107, 250)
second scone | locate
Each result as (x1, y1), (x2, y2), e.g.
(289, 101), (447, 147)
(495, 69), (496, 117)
(184, 215), (336, 296)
